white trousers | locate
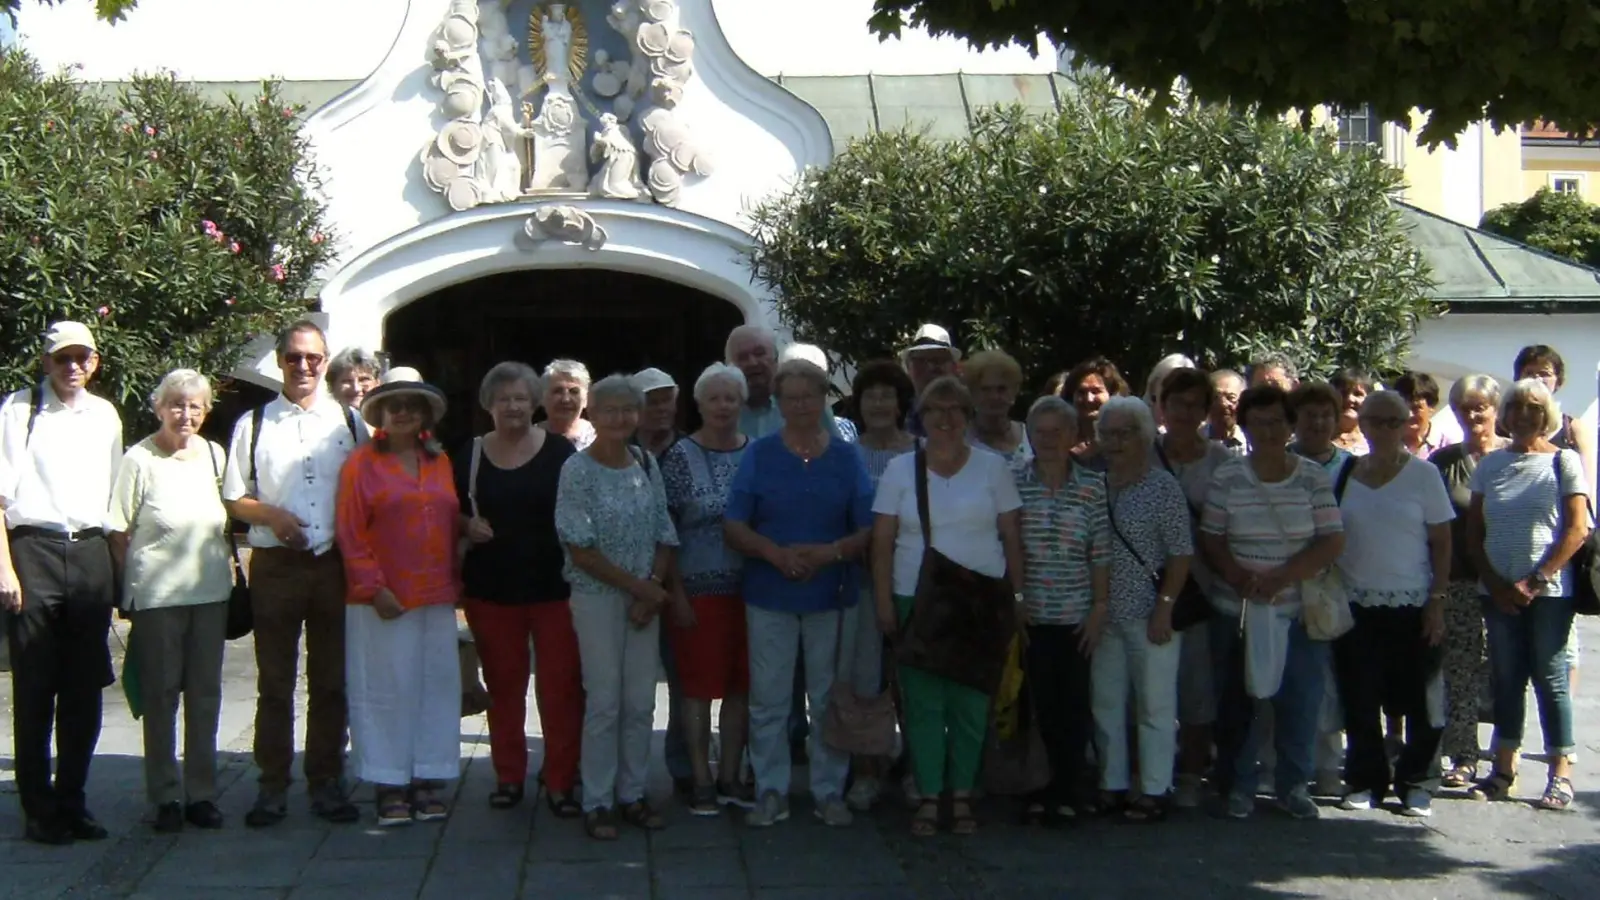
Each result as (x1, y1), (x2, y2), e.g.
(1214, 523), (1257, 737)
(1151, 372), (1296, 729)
(570, 591), (660, 812)
(1091, 617), (1182, 795)
(346, 604), (461, 786)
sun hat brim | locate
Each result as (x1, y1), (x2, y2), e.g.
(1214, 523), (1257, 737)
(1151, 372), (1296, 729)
(360, 382), (447, 428)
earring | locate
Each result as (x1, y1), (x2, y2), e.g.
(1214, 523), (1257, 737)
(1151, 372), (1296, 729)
(373, 428), (388, 441)
(418, 429), (433, 443)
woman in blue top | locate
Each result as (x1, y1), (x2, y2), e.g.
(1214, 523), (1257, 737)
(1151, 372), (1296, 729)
(724, 358), (874, 829)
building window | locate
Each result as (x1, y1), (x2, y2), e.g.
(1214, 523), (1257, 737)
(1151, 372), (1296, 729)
(1550, 173), (1585, 195)
(1332, 104), (1384, 154)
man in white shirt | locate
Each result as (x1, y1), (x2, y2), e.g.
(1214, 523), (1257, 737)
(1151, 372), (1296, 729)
(728, 324), (782, 439)
(1206, 369), (1248, 449)
(0, 321), (123, 845)
(222, 321), (363, 828)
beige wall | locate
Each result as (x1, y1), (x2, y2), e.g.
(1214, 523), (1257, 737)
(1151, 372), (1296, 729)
(1520, 158), (1600, 203)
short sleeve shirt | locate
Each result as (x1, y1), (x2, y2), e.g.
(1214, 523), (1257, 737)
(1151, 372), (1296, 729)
(661, 437), (748, 598)
(1106, 468), (1194, 622)
(1470, 448), (1589, 597)
(107, 438), (232, 610)
(555, 450), (679, 601)
(1156, 439), (1237, 595)
(1336, 456), (1455, 604)
(1201, 456), (1344, 613)
(873, 449), (1022, 598)
(1013, 461), (1109, 625)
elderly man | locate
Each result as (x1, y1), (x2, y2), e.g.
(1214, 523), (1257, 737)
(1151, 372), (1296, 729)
(223, 320), (364, 828)
(900, 323), (961, 436)
(1205, 369), (1247, 449)
(0, 321), (123, 845)
(1249, 354), (1299, 392)
(727, 324), (782, 439)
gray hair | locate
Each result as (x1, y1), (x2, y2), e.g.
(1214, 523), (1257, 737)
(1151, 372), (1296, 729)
(1251, 354), (1299, 381)
(1359, 389), (1411, 421)
(1449, 373), (1502, 412)
(543, 358), (592, 390)
(149, 368), (213, 412)
(1025, 394), (1077, 438)
(1210, 368), (1245, 391)
(326, 347), (380, 387)
(1096, 395), (1157, 446)
(694, 363), (748, 404)
(587, 373), (644, 411)
(772, 358), (829, 399)
(779, 342), (829, 371)
(274, 319), (327, 356)
(479, 361), (542, 411)
(1500, 377), (1563, 435)
(1143, 353), (1196, 404)
(916, 374), (974, 416)
(725, 323), (777, 363)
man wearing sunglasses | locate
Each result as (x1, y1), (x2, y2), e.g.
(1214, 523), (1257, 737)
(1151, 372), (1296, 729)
(0, 321), (123, 845)
(222, 320), (365, 828)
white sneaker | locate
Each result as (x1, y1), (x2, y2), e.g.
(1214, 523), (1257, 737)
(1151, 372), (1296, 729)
(1400, 788), (1433, 818)
(814, 796), (854, 827)
(1313, 771), (1344, 798)
(1339, 790), (1373, 811)
(845, 777), (879, 812)
(1173, 774), (1203, 809)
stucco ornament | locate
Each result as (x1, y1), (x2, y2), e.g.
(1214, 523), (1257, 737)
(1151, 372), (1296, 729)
(479, 79), (534, 203)
(589, 113), (647, 200)
(519, 204), (608, 251)
(604, 0), (710, 206)
(419, 0), (492, 211)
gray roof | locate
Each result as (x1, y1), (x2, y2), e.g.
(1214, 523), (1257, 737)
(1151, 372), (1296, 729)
(1397, 202), (1600, 311)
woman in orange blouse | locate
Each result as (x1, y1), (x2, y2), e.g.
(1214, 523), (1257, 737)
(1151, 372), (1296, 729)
(336, 367), (463, 827)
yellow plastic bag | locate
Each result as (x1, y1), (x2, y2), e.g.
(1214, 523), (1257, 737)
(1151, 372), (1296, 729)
(993, 634), (1026, 740)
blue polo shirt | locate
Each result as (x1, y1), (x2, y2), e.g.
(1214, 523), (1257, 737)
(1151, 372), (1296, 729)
(725, 433), (874, 613)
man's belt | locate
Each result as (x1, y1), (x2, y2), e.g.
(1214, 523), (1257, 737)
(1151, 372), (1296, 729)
(8, 525), (105, 543)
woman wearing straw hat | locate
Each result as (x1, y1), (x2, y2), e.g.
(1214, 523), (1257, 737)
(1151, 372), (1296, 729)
(336, 367), (464, 827)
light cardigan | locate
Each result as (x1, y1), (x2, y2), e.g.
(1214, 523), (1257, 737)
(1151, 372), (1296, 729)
(336, 442), (462, 609)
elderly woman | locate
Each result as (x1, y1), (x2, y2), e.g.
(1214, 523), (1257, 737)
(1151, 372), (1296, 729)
(964, 349), (1031, 461)
(1430, 374), (1508, 788)
(724, 359), (874, 829)
(1143, 353), (1197, 430)
(1466, 378), (1588, 811)
(1092, 396), (1194, 821)
(1394, 371), (1453, 460)
(336, 367), (462, 827)
(1329, 368), (1372, 456)
(1064, 356), (1130, 470)
(456, 362), (581, 815)
(555, 374), (679, 838)
(1154, 367), (1238, 807)
(1331, 391), (1454, 817)
(541, 358), (596, 450)
(107, 370), (233, 833)
(659, 364), (753, 816)
(1013, 395), (1110, 824)
(844, 360), (917, 812)
(326, 347), (381, 410)
(873, 375), (1024, 836)
(1201, 385), (1345, 820)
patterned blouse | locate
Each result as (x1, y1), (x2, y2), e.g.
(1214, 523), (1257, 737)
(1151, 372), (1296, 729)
(335, 442), (461, 610)
(1201, 456), (1343, 615)
(554, 449), (679, 601)
(1012, 460), (1110, 626)
(1105, 468), (1194, 622)
(661, 437), (748, 598)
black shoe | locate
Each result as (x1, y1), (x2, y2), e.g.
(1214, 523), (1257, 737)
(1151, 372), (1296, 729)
(154, 802), (184, 834)
(244, 791), (288, 829)
(310, 782), (360, 824)
(24, 818), (74, 846)
(65, 813), (109, 841)
(185, 801), (224, 830)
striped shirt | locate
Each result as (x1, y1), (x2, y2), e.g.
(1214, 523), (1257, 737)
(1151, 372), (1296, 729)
(1201, 456), (1343, 614)
(1013, 460), (1110, 625)
(1470, 448), (1588, 597)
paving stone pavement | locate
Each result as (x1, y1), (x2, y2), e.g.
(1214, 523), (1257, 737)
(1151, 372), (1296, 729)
(2, 617), (1599, 899)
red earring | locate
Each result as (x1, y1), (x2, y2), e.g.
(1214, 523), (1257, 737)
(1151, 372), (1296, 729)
(419, 429), (433, 443)
(373, 428), (388, 441)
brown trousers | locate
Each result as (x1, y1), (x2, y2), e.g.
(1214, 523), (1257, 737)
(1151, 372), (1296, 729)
(249, 546), (348, 793)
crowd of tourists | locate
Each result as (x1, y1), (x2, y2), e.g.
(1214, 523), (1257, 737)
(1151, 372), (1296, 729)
(0, 316), (1588, 846)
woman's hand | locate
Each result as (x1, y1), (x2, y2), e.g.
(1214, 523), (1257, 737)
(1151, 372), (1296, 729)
(1512, 578), (1540, 607)
(1077, 604), (1108, 657)
(630, 577), (670, 608)
(1147, 604), (1175, 645)
(465, 516), (495, 544)
(373, 588), (404, 621)
(1252, 569), (1293, 603)
(669, 591), (696, 629)
(1488, 583), (1522, 616)
(765, 545), (815, 582)
(876, 595), (899, 638)
(627, 599), (658, 628)
(1422, 597), (1447, 647)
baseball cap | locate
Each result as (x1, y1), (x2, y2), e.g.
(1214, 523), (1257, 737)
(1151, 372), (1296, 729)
(632, 367), (678, 393)
(44, 321), (97, 355)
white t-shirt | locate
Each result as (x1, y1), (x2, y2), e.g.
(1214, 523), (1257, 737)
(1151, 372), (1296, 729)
(108, 438), (233, 610)
(873, 448), (1022, 597)
(1336, 456), (1455, 602)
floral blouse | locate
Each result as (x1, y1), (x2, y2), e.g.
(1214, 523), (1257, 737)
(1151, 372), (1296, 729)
(335, 442), (461, 610)
(1105, 468), (1194, 623)
(661, 437), (747, 598)
(555, 448), (679, 601)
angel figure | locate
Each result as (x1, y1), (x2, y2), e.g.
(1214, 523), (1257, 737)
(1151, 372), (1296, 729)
(589, 113), (644, 200)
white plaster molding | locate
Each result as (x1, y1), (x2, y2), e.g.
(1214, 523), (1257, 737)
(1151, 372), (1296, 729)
(519, 203), (610, 250)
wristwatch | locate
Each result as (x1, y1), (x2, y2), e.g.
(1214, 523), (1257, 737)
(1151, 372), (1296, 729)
(1158, 594), (1176, 605)
(1013, 591), (1025, 605)
(1529, 571), (1551, 589)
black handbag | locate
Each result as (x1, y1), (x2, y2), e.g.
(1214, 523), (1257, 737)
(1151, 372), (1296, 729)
(207, 444), (253, 640)
(894, 445), (1016, 694)
(1553, 453), (1600, 616)
(1105, 476), (1209, 631)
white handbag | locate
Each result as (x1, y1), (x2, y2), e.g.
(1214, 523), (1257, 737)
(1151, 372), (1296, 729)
(1254, 467), (1353, 642)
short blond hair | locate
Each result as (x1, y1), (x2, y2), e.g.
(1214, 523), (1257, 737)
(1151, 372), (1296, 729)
(1500, 377), (1563, 435)
(962, 349), (1023, 390)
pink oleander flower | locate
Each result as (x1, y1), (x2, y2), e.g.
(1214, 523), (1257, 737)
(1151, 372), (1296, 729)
(224, 297), (236, 306)
(270, 263), (286, 282)
(144, 125), (156, 136)
(282, 106), (294, 118)
(202, 220), (220, 236)
(147, 150), (159, 160)
(96, 305), (110, 317)
(310, 232), (325, 245)
(229, 241), (241, 255)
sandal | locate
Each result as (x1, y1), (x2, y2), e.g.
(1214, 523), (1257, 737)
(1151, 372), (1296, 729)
(545, 789), (582, 819)
(1124, 794), (1169, 823)
(620, 798), (665, 830)
(489, 783), (524, 810)
(1084, 790), (1126, 817)
(910, 799), (939, 837)
(1021, 801), (1047, 827)
(1537, 776), (1575, 812)
(950, 797), (978, 836)
(409, 785), (449, 822)
(376, 789), (412, 827)
(1441, 763), (1477, 790)
(584, 806), (618, 841)
(1468, 770), (1517, 802)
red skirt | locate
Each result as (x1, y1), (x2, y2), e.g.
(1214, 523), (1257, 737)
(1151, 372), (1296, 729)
(668, 593), (749, 700)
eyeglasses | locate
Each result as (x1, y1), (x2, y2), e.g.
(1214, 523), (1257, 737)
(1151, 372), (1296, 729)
(1099, 426), (1140, 442)
(283, 352), (325, 368)
(921, 404), (965, 418)
(51, 351), (92, 368)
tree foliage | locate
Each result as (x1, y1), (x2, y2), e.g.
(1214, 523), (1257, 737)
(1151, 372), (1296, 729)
(746, 74), (1438, 392)
(0, 49), (333, 433)
(4, 0), (137, 25)
(1480, 188), (1600, 270)
(868, 0), (1600, 148)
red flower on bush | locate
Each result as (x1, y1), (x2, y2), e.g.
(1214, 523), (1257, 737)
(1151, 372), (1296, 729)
(269, 263), (286, 282)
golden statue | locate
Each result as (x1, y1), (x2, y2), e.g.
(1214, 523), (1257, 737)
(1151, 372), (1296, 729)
(527, 2), (588, 97)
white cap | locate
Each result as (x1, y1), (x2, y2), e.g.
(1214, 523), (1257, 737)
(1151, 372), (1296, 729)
(44, 321), (97, 355)
(900, 323), (961, 361)
(779, 343), (829, 371)
(631, 367), (678, 394)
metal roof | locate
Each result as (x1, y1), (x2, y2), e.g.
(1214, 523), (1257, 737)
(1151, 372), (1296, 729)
(1396, 201), (1600, 310)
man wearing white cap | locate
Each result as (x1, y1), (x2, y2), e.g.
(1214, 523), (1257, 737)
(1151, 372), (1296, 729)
(901, 323), (962, 436)
(0, 321), (123, 845)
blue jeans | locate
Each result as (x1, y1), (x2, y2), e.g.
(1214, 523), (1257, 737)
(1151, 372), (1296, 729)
(1211, 612), (1329, 798)
(1482, 594), (1576, 756)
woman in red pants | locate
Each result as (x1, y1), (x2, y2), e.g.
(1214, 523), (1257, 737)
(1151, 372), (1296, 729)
(457, 361), (584, 816)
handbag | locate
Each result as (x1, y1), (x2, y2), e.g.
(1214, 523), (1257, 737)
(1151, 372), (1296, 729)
(207, 442), (254, 641)
(981, 660), (1052, 796)
(894, 444), (1016, 694)
(1257, 461), (1352, 642)
(1551, 451), (1600, 616)
(823, 601), (898, 756)
(1104, 476), (1209, 631)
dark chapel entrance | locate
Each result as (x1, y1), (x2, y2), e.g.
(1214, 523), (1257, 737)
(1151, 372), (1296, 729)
(383, 268), (744, 446)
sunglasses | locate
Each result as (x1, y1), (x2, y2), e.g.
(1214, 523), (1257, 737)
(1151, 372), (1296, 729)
(386, 396), (430, 414)
(50, 351), (92, 367)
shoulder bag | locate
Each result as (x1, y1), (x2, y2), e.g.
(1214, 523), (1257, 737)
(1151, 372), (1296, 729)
(208, 441), (253, 640)
(893, 444), (1016, 694)
(1551, 451), (1600, 616)
(458, 436), (484, 565)
(1109, 459), (1209, 631)
(822, 598), (898, 756)
(1259, 461), (1352, 641)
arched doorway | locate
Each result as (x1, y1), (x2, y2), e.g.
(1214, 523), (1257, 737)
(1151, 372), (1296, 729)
(384, 268), (744, 444)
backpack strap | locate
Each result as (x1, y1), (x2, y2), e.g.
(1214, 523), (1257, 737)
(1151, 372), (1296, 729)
(248, 406), (265, 489)
(466, 436), (483, 519)
(1333, 456), (1358, 504)
(345, 407), (361, 444)
(24, 380), (47, 448)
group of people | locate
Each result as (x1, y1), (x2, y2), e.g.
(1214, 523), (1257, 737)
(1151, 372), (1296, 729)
(0, 314), (1587, 847)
